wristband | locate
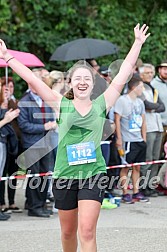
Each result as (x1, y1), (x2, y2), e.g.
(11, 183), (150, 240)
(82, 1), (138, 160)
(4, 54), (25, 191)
(6, 56), (15, 63)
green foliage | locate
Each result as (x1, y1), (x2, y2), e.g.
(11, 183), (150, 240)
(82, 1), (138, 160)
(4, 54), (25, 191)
(0, 0), (167, 98)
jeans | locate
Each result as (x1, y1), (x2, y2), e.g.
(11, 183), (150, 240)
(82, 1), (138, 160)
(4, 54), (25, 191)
(0, 142), (6, 177)
(140, 131), (163, 187)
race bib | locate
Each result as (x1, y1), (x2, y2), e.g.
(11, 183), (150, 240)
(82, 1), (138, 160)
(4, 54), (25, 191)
(129, 114), (142, 132)
(66, 141), (97, 165)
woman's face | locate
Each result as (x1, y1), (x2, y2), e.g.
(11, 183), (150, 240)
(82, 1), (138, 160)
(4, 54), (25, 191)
(8, 81), (14, 96)
(2, 81), (14, 96)
(71, 67), (93, 99)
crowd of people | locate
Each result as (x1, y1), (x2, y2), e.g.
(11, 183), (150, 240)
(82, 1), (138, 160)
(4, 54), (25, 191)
(0, 24), (167, 251)
(88, 58), (167, 206)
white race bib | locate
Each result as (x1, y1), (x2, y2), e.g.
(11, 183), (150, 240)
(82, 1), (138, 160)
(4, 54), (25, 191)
(129, 114), (142, 132)
(66, 141), (97, 165)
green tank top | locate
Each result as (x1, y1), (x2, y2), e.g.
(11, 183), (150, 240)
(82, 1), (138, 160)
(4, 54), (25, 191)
(53, 94), (107, 179)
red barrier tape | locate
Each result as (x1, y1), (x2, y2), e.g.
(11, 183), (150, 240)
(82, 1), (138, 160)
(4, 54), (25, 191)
(0, 159), (167, 181)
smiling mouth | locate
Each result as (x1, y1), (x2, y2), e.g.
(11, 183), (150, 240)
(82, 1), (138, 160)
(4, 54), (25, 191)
(78, 87), (87, 91)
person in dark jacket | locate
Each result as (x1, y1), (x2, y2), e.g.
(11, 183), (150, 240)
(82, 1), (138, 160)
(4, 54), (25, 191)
(17, 88), (56, 217)
(0, 85), (20, 220)
(0, 77), (23, 213)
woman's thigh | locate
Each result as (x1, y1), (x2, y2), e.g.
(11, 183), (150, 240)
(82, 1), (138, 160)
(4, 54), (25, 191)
(78, 200), (101, 231)
(58, 208), (78, 234)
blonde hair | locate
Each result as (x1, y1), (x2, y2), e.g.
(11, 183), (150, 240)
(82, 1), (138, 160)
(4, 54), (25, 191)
(49, 70), (64, 85)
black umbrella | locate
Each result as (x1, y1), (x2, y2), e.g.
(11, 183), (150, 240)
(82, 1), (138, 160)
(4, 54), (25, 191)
(50, 38), (119, 62)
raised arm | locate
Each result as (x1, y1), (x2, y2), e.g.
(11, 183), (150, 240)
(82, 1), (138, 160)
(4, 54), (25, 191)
(104, 24), (150, 111)
(0, 40), (62, 111)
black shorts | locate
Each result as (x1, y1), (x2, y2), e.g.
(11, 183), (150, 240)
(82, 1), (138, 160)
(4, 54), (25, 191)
(52, 173), (107, 210)
(124, 141), (146, 164)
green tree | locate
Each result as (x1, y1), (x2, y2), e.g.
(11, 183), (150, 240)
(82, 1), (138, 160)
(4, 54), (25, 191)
(0, 0), (167, 98)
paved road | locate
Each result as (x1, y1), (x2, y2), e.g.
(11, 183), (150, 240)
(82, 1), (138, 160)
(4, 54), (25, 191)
(1, 185), (167, 252)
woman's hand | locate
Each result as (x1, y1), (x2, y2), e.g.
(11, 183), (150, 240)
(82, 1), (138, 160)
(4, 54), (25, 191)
(4, 109), (20, 123)
(0, 39), (12, 62)
(0, 87), (10, 109)
(134, 24), (150, 44)
(0, 39), (8, 59)
(1, 100), (8, 109)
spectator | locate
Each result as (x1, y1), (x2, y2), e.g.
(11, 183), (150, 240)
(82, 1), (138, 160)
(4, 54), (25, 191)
(106, 107), (121, 195)
(123, 58), (143, 95)
(17, 86), (56, 218)
(114, 73), (148, 203)
(41, 68), (50, 87)
(49, 70), (65, 94)
(87, 59), (100, 72)
(139, 64), (165, 196)
(0, 77), (23, 213)
(99, 66), (121, 195)
(0, 84), (20, 220)
(151, 60), (167, 157)
(46, 70), (65, 206)
(133, 58), (143, 73)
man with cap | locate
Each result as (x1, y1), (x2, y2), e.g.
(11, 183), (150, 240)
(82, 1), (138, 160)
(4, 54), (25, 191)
(151, 61), (167, 157)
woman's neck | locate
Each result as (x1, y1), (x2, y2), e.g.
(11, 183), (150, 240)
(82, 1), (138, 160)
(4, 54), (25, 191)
(73, 97), (92, 105)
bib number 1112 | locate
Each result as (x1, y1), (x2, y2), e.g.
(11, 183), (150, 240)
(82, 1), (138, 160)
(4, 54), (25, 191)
(71, 148), (92, 159)
(67, 141), (97, 165)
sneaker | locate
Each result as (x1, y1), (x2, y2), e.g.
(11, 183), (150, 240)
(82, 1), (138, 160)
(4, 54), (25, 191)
(46, 193), (54, 203)
(101, 199), (117, 210)
(8, 206), (23, 213)
(132, 192), (149, 202)
(0, 211), (11, 221)
(48, 196), (54, 202)
(1, 208), (12, 214)
(43, 208), (53, 215)
(122, 194), (134, 204)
